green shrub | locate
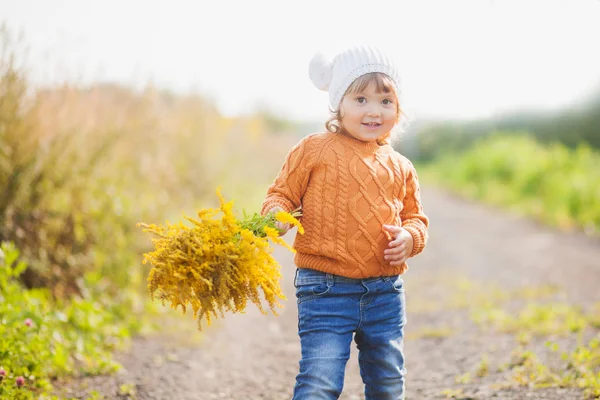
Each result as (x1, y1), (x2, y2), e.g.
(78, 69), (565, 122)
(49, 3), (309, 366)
(0, 241), (149, 399)
(422, 133), (600, 234)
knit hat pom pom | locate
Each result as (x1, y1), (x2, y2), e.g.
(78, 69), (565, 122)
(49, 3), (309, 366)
(308, 52), (333, 91)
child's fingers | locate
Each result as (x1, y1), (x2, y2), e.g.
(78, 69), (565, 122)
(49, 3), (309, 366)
(276, 221), (290, 231)
(270, 207), (290, 233)
(382, 225), (412, 265)
(386, 253), (407, 263)
(384, 247), (407, 261)
(388, 252), (409, 265)
(382, 224), (403, 237)
(388, 237), (404, 247)
(389, 258), (407, 266)
(384, 243), (406, 255)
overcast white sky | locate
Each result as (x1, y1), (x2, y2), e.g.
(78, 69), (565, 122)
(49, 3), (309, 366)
(2, 0), (600, 122)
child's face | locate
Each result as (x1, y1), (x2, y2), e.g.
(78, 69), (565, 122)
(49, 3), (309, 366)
(339, 82), (398, 143)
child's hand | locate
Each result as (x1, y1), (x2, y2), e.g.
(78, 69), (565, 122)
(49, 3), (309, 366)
(269, 206), (291, 236)
(382, 224), (414, 266)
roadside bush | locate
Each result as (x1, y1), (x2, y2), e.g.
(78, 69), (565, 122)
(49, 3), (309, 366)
(422, 133), (600, 234)
(0, 242), (149, 399)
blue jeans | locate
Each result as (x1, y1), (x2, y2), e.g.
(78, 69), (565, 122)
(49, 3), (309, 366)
(292, 267), (407, 400)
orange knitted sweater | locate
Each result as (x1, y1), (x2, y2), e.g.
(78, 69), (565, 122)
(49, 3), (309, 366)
(261, 132), (429, 279)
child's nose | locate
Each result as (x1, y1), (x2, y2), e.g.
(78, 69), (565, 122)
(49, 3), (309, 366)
(367, 106), (382, 117)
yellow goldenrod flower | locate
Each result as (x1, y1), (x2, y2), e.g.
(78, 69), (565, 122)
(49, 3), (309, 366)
(137, 188), (303, 330)
(275, 210), (305, 234)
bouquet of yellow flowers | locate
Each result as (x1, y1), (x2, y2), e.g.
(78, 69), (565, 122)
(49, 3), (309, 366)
(137, 189), (303, 330)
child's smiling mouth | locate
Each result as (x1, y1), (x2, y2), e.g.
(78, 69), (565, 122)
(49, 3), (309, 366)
(362, 122), (382, 128)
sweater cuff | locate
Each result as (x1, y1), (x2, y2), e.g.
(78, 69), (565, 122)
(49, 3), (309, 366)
(402, 224), (427, 257)
(261, 198), (293, 216)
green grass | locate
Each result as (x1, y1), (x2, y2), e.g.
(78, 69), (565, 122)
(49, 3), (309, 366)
(408, 273), (600, 398)
(0, 242), (157, 400)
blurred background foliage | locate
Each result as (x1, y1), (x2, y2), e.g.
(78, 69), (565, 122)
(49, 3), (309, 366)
(404, 84), (600, 162)
(1, 25), (307, 397)
(400, 80), (600, 236)
(0, 26), (302, 300)
(418, 135), (600, 234)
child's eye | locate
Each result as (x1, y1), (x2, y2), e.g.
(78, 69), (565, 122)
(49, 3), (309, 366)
(356, 97), (366, 104)
(382, 99), (393, 105)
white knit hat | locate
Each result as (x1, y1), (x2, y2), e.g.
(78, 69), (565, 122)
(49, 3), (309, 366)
(308, 45), (400, 111)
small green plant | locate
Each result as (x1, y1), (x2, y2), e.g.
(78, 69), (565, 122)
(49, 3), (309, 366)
(439, 277), (600, 397)
(504, 339), (600, 399)
(405, 326), (455, 340)
(454, 371), (472, 384)
(476, 354), (489, 378)
(440, 387), (465, 398)
(0, 242), (149, 399)
(86, 391), (105, 400)
(472, 302), (593, 336)
(118, 383), (137, 398)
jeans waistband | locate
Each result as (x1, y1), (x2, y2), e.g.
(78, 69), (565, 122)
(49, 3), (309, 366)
(294, 268), (393, 286)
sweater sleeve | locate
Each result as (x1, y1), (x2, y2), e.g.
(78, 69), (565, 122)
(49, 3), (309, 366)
(400, 162), (429, 257)
(260, 136), (316, 216)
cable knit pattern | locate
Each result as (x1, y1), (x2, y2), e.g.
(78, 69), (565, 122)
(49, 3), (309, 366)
(333, 143), (349, 272)
(261, 132), (429, 279)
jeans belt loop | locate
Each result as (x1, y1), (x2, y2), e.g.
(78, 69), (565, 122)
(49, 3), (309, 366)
(326, 273), (334, 288)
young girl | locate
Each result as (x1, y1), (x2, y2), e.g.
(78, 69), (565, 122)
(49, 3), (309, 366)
(261, 45), (429, 400)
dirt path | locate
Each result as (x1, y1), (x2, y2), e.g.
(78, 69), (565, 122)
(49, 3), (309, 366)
(55, 187), (600, 400)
